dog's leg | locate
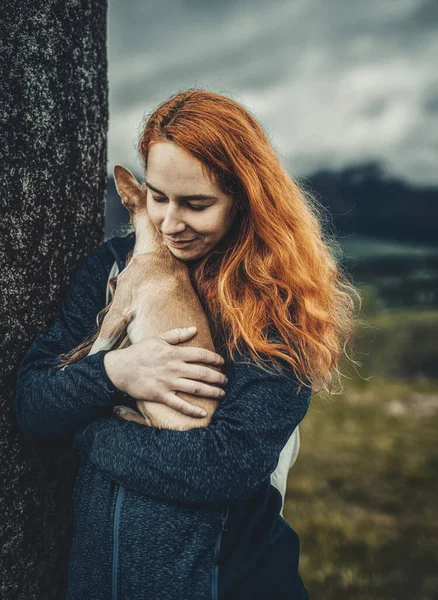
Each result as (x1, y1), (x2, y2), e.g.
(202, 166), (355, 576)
(88, 335), (115, 355)
(113, 405), (152, 426)
(89, 309), (131, 356)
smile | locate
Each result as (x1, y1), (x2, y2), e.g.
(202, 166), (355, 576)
(167, 238), (198, 247)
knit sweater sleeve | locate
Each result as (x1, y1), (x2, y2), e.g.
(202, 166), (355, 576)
(14, 240), (121, 444)
(73, 352), (312, 506)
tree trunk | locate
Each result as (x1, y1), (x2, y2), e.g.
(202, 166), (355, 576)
(0, 1), (108, 598)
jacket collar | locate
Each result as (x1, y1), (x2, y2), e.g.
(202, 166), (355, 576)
(106, 231), (135, 272)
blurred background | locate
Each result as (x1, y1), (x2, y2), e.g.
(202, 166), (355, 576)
(103, 1), (438, 598)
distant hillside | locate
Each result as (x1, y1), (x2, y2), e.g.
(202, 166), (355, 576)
(301, 161), (437, 245)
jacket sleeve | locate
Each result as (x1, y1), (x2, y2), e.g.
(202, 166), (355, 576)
(14, 240), (122, 444)
(73, 350), (312, 506)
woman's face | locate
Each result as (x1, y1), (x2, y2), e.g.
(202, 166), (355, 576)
(145, 141), (238, 262)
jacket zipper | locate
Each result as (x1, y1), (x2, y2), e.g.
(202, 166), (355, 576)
(112, 484), (125, 600)
(212, 507), (230, 600)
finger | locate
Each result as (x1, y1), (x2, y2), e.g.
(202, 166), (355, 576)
(177, 346), (225, 366)
(178, 363), (228, 385)
(175, 378), (226, 398)
(163, 394), (207, 418)
(159, 327), (197, 345)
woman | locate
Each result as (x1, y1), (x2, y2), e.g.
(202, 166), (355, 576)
(14, 89), (360, 599)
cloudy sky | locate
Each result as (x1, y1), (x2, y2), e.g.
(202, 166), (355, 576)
(107, 0), (437, 186)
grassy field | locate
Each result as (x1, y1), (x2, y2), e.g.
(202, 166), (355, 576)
(284, 309), (438, 599)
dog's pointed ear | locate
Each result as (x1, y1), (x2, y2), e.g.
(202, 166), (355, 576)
(113, 165), (146, 209)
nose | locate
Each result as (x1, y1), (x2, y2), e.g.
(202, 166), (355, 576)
(160, 205), (188, 236)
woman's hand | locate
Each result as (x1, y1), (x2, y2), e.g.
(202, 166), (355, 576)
(103, 327), (227, 418)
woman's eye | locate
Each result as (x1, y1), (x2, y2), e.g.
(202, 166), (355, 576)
(152, 197), (207, 212)
(190, 205), (207, 212)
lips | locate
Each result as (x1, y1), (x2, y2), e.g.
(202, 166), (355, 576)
(167, 237), (197, 244)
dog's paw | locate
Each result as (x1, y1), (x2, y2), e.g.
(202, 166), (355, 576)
(113, 405), (152, 426)
(113, 405), (134, 417)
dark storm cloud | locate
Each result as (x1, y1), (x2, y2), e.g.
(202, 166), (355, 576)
(107, 0), (438, 185)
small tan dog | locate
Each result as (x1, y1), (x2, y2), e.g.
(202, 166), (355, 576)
(88, 165), (224, 431)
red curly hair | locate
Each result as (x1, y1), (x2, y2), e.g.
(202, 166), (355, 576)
(58, 88), (361, 394)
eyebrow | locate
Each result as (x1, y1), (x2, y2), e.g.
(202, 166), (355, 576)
(145, 181), (219, 201)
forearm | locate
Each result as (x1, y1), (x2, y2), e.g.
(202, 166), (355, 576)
(74, 363), (312, 505)
(14, 349), (119, 443)
(75, 417), (274, 505)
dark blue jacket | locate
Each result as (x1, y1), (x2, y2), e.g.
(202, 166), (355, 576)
(14, 232), (312, 600)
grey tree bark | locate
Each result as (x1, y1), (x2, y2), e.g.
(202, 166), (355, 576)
(0, 1), (108, 598)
